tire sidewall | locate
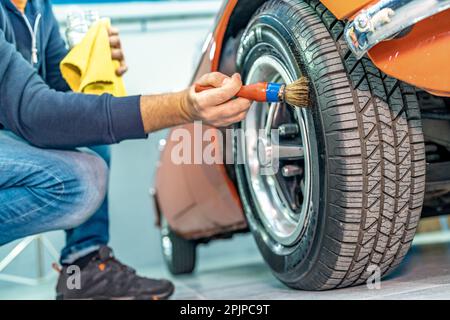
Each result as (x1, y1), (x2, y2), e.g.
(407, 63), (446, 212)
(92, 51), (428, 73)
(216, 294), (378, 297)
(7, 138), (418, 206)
(235, 12), (329, 286)
(160, 216), (197, 275)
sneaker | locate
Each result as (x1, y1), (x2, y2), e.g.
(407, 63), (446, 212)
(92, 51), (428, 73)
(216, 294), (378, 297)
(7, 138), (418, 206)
(55, 246), (174, 300)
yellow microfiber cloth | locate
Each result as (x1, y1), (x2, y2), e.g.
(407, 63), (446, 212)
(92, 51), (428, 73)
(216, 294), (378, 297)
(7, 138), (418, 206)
(60, 18), (126, 97)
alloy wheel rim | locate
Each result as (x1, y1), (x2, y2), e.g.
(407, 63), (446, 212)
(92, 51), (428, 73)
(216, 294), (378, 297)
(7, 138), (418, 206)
(241, 55), (312, 247)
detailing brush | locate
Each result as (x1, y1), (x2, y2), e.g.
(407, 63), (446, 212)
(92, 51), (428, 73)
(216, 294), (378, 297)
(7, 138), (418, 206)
(195, 76), (309, 107)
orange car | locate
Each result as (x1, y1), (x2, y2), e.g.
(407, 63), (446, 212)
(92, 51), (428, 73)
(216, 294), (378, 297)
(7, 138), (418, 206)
(154, 0), (450, 290)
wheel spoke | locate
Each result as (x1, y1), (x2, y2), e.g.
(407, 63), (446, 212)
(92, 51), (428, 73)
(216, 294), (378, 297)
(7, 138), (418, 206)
(265, 103), (277, 137)
(278, 123), (299, 137)
(240, 54), (311, 246)
(282, 165), (303, 177)
(275, 143), (305, 160)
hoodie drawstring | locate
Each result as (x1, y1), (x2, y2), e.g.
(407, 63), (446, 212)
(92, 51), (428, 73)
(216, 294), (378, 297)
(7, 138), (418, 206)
(21, 12), (41, 65)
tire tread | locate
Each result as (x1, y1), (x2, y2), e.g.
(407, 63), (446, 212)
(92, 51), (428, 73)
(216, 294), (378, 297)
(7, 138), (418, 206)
(253, 0), (425, 290)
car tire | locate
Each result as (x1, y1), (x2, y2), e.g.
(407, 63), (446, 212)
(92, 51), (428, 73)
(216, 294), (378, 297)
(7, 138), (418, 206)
(234, 0), (426, 290)
(160, 216), (197, 275)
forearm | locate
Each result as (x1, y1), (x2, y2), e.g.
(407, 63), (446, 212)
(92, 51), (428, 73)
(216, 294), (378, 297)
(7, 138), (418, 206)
(2, 84), (145, 148)
(140, 90), (193, 133)
(140, 73), (251, 132)
(1, 29), (249, 148)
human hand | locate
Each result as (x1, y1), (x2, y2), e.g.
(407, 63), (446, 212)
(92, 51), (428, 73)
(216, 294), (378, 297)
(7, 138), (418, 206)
(182, 72), (251, 127)
(108, 27), (128, 76)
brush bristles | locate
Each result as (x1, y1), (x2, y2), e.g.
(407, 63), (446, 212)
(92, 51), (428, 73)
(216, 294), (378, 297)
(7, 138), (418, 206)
(284, 77), (310, 107)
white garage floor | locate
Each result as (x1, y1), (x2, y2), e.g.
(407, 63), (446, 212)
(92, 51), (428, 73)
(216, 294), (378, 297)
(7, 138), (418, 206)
(172, 233), (450, 300)
(1, 232), (450, 300)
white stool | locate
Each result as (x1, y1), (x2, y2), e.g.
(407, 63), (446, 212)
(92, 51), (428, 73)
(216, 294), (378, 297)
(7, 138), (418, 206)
(0, 235), (59, 285)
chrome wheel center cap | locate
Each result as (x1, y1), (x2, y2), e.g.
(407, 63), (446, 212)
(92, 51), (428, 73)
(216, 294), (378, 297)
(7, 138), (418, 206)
(257, 137), (272, 168)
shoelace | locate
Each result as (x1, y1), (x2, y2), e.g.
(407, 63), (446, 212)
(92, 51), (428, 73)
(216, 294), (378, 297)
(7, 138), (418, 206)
(100, 255), (136, 274)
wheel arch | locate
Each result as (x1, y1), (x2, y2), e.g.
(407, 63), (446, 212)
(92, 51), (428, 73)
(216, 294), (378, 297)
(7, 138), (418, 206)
(196, 0), (371, 78)
(192, 0), (267, 80)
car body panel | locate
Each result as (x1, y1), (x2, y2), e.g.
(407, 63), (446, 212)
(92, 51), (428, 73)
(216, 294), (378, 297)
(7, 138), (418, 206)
(154, 123), (246, 239)
(368, 9), (450, 97)
(321, 0), (375, 19)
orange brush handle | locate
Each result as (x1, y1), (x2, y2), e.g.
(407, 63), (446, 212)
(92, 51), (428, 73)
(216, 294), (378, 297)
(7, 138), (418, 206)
(195, 82), (268, 102)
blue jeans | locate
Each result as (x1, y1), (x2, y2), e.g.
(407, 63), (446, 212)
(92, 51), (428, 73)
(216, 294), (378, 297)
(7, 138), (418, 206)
(0, 130), (110, 264)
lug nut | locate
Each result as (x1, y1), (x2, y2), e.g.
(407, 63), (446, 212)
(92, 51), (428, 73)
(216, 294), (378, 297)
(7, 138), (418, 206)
(282, 165), (303, 177)
(278, 124), (299, 137)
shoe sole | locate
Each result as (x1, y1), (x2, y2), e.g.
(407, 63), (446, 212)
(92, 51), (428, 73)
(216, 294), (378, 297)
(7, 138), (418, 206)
(56, 285), (175, 301)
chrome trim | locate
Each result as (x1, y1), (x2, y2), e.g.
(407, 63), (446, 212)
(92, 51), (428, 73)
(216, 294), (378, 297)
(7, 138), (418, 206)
(344, 0), (450, 59)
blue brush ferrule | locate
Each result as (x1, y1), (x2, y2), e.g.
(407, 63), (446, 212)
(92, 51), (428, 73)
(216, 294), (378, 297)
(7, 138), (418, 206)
(266, 83), (282, 102)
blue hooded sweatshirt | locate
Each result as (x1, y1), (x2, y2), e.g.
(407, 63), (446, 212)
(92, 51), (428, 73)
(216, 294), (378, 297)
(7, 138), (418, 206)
(0, 0), (145, 148)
